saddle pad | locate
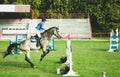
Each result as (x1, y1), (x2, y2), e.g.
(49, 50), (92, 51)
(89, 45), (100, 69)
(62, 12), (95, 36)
(30, 39), (36, 43)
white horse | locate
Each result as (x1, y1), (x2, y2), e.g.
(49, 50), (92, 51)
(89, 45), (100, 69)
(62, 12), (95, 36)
(3, 27), (62, 68)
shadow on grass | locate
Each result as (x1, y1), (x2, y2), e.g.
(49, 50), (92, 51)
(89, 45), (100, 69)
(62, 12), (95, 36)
(91, 48), (108, 52)
(0, 60), (31, 69)
(35, 59), (61, 74)
(0, 51), (5, 55)
(0, 52), (61, 75)
(1, 58), (61, 74)
(0, 51), (6, 59)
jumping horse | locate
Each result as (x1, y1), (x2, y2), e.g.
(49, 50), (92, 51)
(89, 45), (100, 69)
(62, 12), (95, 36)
(3, 27), (62, 68)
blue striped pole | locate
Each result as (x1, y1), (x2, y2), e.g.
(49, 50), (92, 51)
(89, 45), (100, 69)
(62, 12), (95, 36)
(51, 37), (55, 50)
(15, 35), (19, 54)
(48, 37), (56, 51)
(109, 29), (119, 52)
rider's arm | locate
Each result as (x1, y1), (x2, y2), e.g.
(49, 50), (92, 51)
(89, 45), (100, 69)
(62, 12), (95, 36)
(36, 22), (44, 30)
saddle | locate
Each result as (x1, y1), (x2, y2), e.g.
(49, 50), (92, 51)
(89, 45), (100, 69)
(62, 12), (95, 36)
(30, 35), (41, 47)
(30, 36), (37, 43)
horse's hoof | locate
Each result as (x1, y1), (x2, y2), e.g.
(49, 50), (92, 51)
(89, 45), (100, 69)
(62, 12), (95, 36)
(31, 65), (36, 68)
(40, 59), (43, 62)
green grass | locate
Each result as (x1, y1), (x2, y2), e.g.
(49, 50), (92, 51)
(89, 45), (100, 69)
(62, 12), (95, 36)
(0, 40), (120, 77)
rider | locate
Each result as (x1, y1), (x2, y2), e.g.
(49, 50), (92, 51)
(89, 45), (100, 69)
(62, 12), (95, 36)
(35, 18), (46, 47)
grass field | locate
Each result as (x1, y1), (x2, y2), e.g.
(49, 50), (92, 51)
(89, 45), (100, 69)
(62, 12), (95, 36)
(0, 39), (120, 77)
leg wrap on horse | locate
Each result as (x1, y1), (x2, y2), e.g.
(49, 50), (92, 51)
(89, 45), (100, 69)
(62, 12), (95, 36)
(25, 56), (35, 68)
(40, 52), (45, 62)
(40, 49), (50, 62)
(46, 49), (50, 54)
(41, 54), (45, 58)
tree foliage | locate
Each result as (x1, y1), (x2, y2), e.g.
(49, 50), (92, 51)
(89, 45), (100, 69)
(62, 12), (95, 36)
(0, 0), (119, 32)
(85, 0), (120, 32)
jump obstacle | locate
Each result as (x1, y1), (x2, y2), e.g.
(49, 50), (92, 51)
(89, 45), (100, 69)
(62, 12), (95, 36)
(10, 35), (56, 53)
(48, 37), (56, 51)
(57, 34), (78, 76)
(109, 29), (119, 52)
(9, 35), (23, 54)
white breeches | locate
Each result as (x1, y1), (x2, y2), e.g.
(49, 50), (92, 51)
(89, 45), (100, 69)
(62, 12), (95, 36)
(30, 28), (44, 38)
(36, 29), (44, 37)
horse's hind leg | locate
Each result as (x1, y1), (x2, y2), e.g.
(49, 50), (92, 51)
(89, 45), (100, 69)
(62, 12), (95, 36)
(24, 51), (35, 68)
(40, 49), (50, 62)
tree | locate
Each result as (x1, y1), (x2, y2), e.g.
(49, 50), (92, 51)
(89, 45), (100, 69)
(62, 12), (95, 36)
(86, 0), (120, 33)
(0, 0), (119, 34)
(40, 0), (69, 18)
(0, 0), (4, 4)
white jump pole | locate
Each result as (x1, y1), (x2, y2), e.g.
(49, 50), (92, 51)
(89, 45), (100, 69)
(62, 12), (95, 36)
(63, 34), (78, 76)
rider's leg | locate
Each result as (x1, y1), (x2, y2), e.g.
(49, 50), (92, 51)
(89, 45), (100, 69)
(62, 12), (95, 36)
(36, 30), (41, 47)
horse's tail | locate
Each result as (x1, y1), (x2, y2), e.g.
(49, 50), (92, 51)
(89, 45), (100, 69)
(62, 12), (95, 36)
(3, 43), (20, 59)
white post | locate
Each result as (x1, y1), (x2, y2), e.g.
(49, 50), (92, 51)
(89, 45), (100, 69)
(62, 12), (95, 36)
(65, 39), (70, 64)
(63, 34), (78, 76)
(109, 32), (113, 52)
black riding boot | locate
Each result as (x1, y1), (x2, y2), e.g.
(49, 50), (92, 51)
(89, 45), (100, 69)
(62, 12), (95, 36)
(36, 37), (41, 47)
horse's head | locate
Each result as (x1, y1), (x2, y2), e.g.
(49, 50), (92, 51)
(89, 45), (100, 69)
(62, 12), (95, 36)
(41, 27), (62, 39)
(51, 27), (62, 39)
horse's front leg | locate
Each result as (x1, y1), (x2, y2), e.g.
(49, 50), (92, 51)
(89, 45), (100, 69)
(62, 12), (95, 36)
(40, 47), (50, 62)
(24, 50), (35, 68)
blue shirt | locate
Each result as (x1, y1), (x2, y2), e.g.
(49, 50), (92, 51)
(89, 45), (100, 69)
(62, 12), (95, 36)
(36, 22), (44, 31)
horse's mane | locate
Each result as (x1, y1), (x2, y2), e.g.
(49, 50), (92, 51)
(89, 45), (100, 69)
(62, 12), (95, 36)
(40, 27), (58, 38)
(43, 27), (57, 33)
(47, 27), (57, 30)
